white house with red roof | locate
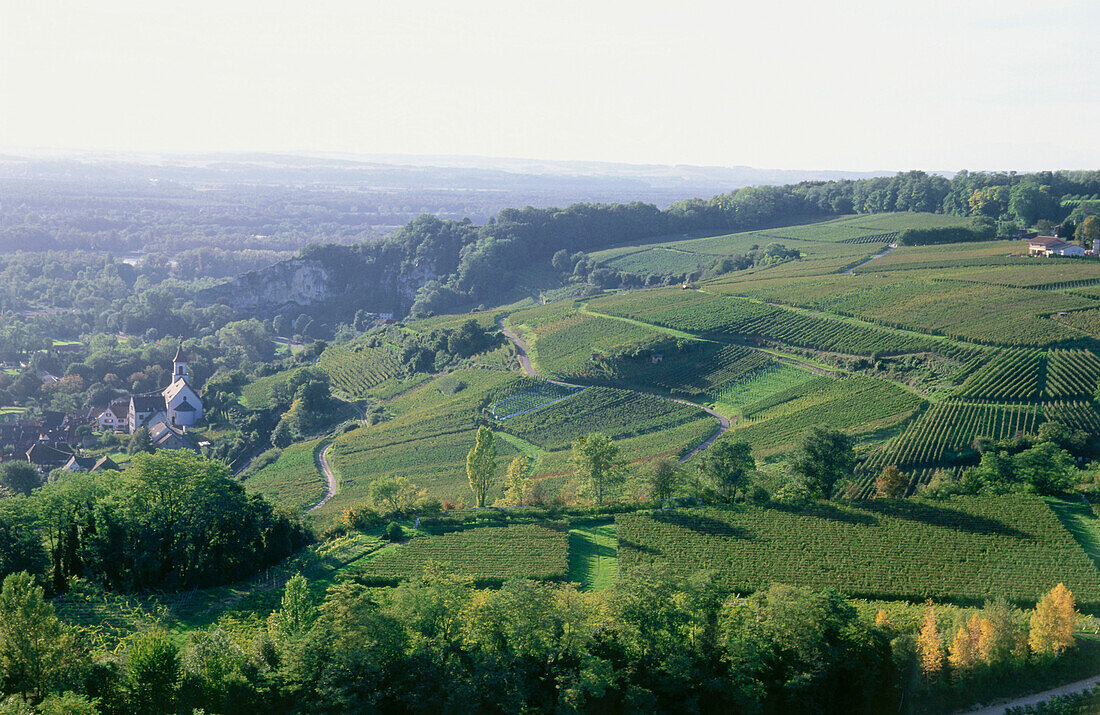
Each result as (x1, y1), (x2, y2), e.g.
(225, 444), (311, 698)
(1028, 235), (1086, 257)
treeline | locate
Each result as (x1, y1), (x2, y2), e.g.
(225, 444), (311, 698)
(0, 451), (310, 594)
(0, 568), (1090, 714)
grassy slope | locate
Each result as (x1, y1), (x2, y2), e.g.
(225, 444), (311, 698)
(567, 523), (619, 590)
(243, 438), (327, 513)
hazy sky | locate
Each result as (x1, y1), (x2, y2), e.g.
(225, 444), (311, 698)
(2, 0), (1097, 171)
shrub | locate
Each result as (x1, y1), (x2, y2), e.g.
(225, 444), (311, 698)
(385, 522), (405, 542)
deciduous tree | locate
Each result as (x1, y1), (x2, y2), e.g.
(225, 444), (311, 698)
(466, 426), (497, 508)
(127, 630), (180, 715)
(648, 458), (679, 502)
(917, 602), (943, 682)
(502, 456), (530, 506)
(0, 463), (40, 497)
(789, 427), (855, 498)
(875, 465), (907, 498)
(1030, 583), (1077, 656)
(0, 572), (84, 703)
(1075, 215), (1100, 248)
(570, 433), (625, 504)
(695, 440), (754, 502)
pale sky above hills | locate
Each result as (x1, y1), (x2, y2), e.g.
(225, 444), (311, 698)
(1, 0), (1097, 171)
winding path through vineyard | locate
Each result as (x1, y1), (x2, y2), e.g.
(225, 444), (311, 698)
(843, 244), (896, 274)
(497, 318), (729, 463)
(309, 443), (339, 513)
(306, 397), (366, 512)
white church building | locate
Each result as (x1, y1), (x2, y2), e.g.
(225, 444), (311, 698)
(126, 344), (203, 433)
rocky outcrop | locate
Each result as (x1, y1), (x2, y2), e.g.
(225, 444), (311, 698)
(197, 244), (436, 321)
(204, 258), (337, 314)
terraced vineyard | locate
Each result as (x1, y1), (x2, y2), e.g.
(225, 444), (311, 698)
(711, 362), (818, 413)
(1046, 349), (1100, 399)
(323, 370), (523, 513)
(591, 290), (939, 355)
(240, 367), (300, 410)
(718, 273), (1096, 347)
(863, 400), (1042, 472)
(496, 385), (711, 451)
(489, 380), (583, 419)
(946, 345), (1100, 400)
(953, 349), (1043, 400)
(1055, 307), (1100, 338)
(350, 522), (568, 585)
(616, 496), (1100, 609)
(512, 309), (663, 378)
(595, 340), (775, 401)
(319, 343), (404, 399)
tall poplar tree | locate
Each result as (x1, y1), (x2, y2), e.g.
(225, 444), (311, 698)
(917, 602), (943, 682)
(502, 456), (530, 506)
(466, 426), (497, 508)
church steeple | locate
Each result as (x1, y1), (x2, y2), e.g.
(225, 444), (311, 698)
(172, 342), (189, 383)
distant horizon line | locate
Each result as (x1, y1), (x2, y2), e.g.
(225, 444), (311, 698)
(0, 145), (972, 177)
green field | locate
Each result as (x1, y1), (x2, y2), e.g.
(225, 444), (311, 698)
(243, 439), (327, 513)
(617, 496), (1100, 610)
(350, 522), (569, 584)
(272, 211), (1100, 505)
(567, 522), (618, 590)
(590, 289), (943, 355)
(510, 306), (663, 378)
(323, 369), (523, 514)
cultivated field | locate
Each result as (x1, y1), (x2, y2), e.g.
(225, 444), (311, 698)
(350, 522), (569, 584)
(617, 496), (1100, 609)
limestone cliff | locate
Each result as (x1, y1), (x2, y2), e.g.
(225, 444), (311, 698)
(197, 243), (436, 320)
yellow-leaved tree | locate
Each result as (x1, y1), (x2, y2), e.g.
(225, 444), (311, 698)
(917, 601), (944, 681)
(502, 455), (531, 506)
(1030, 583), (1077, 656)
(948, 614), (983, 672)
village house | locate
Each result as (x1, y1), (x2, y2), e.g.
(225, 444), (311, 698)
(1027, 235), (1087, 257)
(148, 421), (199, 453)
(95, 399), (129, 432)
(25, 441), (75, 471)
(61, 454), (120, 473)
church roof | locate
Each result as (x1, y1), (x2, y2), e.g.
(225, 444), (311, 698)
(163, 378), (199, 403)
(175, 398), (197, 412)
(173, 342), (186, 362)
(131, 393), (165, 413)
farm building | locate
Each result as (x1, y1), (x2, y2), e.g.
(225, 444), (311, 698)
(1028, 235), (1086, 257)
